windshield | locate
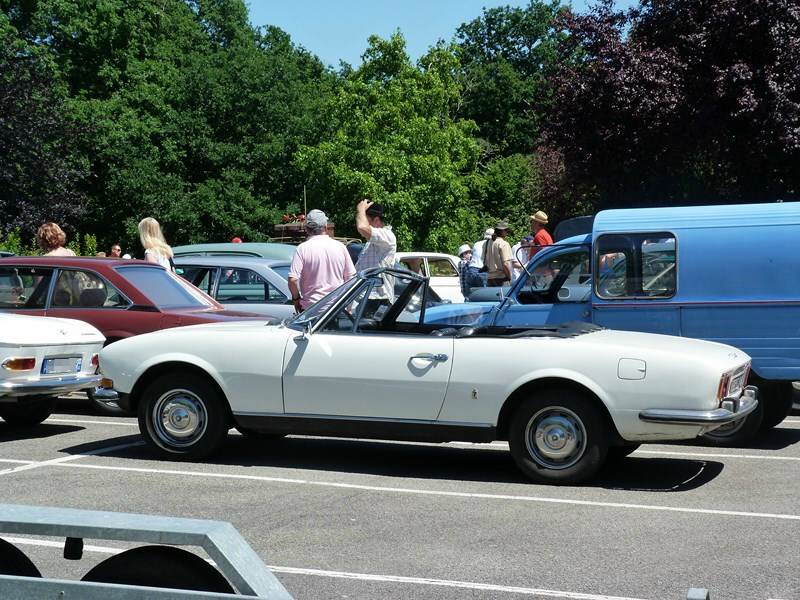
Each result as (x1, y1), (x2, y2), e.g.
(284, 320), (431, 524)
(287, 276), (361, 330)
(117, 265), (215, 309)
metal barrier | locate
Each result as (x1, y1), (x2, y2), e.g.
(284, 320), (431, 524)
(0, 503), (292, 599)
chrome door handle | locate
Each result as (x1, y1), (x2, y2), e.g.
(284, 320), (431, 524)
(411, 353), (448, 362)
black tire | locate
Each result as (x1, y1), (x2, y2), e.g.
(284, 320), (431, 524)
(137, 372), (230, 460)
(508, 389), (609, 485)
(0, 397), (57, 426)
(607, 444), (641, 461)
(701, 397), (763, 446)
(234, 425), (286, 440)
(0, 538), (41, 577)
(758, 380), (793, 430)
(82, 545), (234, 593)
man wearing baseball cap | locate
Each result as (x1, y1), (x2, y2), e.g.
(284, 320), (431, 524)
(529, 210), (553, 259)
(288, 209), (356, 313)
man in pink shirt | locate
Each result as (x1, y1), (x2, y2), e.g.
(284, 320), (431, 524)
(288, 209), (356, 313)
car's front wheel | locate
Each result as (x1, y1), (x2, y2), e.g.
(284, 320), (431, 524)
(508, 389), (608, 485)
(138, 373), (230, 460)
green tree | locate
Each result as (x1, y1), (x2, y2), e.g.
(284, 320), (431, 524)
(0, 15), (88, 241)
(2, 0), (336, 249)
(455, 1), (566, 155)
(296, 33), (484, 252)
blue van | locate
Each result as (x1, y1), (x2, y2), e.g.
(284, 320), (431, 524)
(427, 202), (799, 444)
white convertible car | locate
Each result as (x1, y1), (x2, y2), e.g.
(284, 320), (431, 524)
(100, 268), (757, 484)
(1, 313), (104, 425)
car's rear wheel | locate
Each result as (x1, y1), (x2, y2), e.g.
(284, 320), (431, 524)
(137, 373), (230, 460)
(508, 389), (608, 485)
(0, 397), (57, 426)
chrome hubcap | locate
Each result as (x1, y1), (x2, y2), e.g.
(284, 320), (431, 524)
(525, 407), (586, 470)
(152, 390), (207, 448)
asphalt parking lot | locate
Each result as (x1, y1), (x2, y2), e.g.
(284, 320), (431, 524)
(1, 397), (798, 600)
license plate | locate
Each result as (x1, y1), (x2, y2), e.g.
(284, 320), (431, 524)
(42, 356), (82, 375)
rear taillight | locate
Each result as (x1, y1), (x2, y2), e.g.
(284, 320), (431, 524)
(1, 357), (36, 371)
(91, 354), (99, 369)
(717, 362), (751, 400)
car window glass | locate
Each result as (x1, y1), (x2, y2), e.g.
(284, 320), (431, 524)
(515, 251), (590, 304)
(0, 266), (53, 308)
(288, 277), (360, 331)
(399, 258), (427, 276)
(271, 265), (290, 281)
(428, 258), (457, 277)
(51, 270), (129, 308)
(320, 284), (371, 333)
(217, 268), (287, 304)
(175, 267), (217, 295)
(117, 266), (211, 308)
(595, 233), (676, 299)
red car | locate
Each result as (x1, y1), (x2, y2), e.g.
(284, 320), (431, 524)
(0, 256), (265, 333)
(0, 257), (265, 411)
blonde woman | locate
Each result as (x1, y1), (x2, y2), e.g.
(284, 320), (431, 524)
(138, 217), (174, 271)
(36, 222), (76, 256)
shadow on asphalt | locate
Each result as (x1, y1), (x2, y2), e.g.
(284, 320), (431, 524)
(595, 456), (724, 492)
(0, 423), (83, 441)
(671, 425), (800, 451)
(59, 433), (723, 492)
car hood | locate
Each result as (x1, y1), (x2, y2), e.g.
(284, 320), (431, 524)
(0, 313), (105, 347)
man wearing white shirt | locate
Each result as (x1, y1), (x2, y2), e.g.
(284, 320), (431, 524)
(355, 199), (397, 300)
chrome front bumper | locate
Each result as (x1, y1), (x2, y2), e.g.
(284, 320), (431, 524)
(0, 373), (102, 399)
(639, 385), (759, 425)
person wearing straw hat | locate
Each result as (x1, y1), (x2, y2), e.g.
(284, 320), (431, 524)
(529, 210), (553, 259)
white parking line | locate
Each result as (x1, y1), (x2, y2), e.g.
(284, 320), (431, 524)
(46, 417), (136, 427)
(0, 441), (144, 476)
(53, 462), (800, 521)
(2, 536), (649, 599)
(0, 459), (34, 465)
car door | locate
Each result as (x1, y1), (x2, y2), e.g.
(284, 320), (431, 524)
(282, 274), (453, 420)
(495, 248), (591, 326)
(45, 268), (132, 335)
(591, 233), (680, 335)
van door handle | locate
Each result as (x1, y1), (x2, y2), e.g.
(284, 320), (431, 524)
(411, 353), (448, 362)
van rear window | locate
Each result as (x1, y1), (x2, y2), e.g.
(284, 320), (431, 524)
(595, 233), (676, 299)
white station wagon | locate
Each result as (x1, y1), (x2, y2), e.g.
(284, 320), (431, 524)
(0, 313), (104, 426)
(99, 268), (757, 484)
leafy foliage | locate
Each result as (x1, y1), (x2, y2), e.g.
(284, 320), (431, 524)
(0, 15), (88, 240)
(296, 33), (483, 252)
(547, 0), (800, 207)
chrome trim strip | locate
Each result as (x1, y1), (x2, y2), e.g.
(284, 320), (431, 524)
(231, 411), (493, 428)
(639, 386), (759, 425)
(0, 373), (102, 398)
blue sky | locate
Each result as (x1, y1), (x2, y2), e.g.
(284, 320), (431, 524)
(247, 1), (638, 68)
